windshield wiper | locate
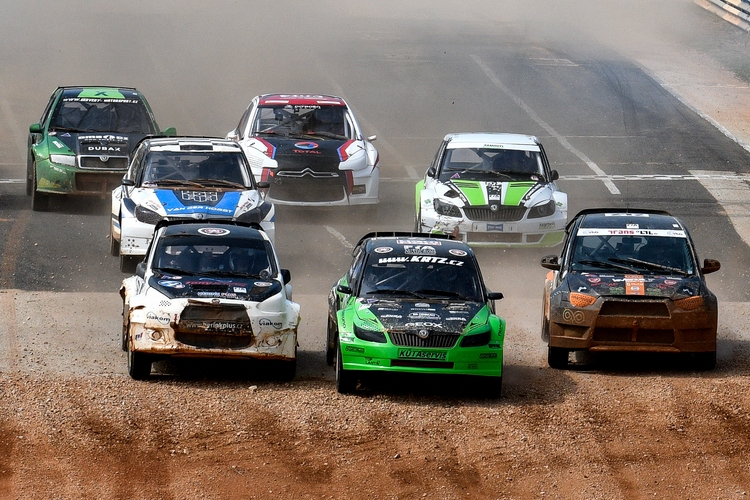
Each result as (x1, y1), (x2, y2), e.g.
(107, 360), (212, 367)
(577, 259), (639, 273)
(413, 289), (473, 300)
(192, 178), (245, 189)
(153, 267), (192, 276)
(49, 126), (86, 133)
(150, 179), (205, 188)
(367, 289), (426, 299)
(619, 257), (690, 276)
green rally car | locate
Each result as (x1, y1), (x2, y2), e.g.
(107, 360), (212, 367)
(326, 232), (505, 395)
(27, 86), (175, 211)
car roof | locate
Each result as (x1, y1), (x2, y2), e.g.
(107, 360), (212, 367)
(357, 232), (475, 258)
(575, 209), (685, 231)
(258, 94), (347, 107)
(59, 86), (142, 97)
(443, 132), (541, 151)
(157, 220), (268, 241)
(140, 136), (243, 153)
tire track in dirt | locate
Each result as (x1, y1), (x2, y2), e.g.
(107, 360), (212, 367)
(0, 210), (30, 372)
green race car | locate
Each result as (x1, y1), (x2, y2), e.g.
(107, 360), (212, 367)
(326, 232), (505, 395)
(27, 86), (175, 210)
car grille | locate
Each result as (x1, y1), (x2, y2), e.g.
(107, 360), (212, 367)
(175, 304), (253, 349)
(268, 178), (346, 202)
(388, 331), (460, 348)
(592, 328), (675, 344)
(593, 298), (674, 344)
(599, 301), (670, 317)
(463, 206), (526, 221)
(79, 156), (129, 170)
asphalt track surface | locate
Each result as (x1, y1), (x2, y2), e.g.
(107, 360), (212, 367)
(0, 1), (749, 379)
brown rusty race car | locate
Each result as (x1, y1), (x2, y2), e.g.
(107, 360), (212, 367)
(540, 209), (721, 370)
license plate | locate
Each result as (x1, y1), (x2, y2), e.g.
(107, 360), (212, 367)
(397, 349), (447, 360)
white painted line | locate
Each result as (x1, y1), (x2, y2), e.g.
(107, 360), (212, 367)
(471, 54), (620, 195)
(691, 169), (750, 247)
(326, 226), (354, 249)
(559, 173), (750, 181)
(0, 179), (24, 184)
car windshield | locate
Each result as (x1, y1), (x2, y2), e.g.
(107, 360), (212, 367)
(438, 147), (543, 182)
(570, 233), (696, 276)
(141, 151), (249, 187)
(49, 98), (157, 134)
(252, 105), (351, 139)
(152, 235), (276, 278)
(360, 254), (483, 301)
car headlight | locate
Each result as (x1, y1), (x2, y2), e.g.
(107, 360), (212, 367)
(528, 200), (556, 219)
(353, 323), (387, 343)
(434, 198), (461, 217)
(135, 205), (163, 225)
(460, 326), (491, 347)
(236, 201), (273, 224)
(49, 154), (77, 167)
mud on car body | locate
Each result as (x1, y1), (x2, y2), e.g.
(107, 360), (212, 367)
(27, 86), (175, 211)
(416, 133), (567, 247)
(227, 94), (379, 206)
(120, 220), (299, 380)
(111, 137), (274, 273)
(326, 232), (505, 395)
(540, 208), (721, 370)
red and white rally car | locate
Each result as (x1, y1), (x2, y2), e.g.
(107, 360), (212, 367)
(227, 94), (379, 206)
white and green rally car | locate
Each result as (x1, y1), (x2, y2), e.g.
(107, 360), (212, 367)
(415, 133), (567, 247)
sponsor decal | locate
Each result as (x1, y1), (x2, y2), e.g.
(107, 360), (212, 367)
(625, 275), (645, 296)
(407, 312), (441, 320)
(294, 142), (319, 150)
(380, 314), (402, 319)
(233, 287), (247, 294)
(259, 318), (283, 329)
(479, 353), (498, 359)
(404, 245), (436, 256)
(160, 275), (182, 280)
(181, 191), (220, 203)
(396, 239), (441, 246)
(562, 309), (585, 324)
(664, 280), (678, 286)
(398, 349), (447, 360)
(468, 363), (479, 370)
(489, 342), (502, 349)
(78, 134), (128, 142)
(577, 228), (686, 238)
(448, 249), (467, 257)
(405, 322), (442, 328)
(158, 280), (185, 289)
(254, 281), (273, 287)
(146, 312), (171, 325)
(627, 223), (639, 229)
(374, 246), (393, 254)
(377, 256), (464, 266)
(487, 223), (504, 232)
(196, 291), (222, 297)
(52, 140), (66, 149)
(197, 227), (230, 236)
(83, 145), (122, 153)
(414, 303), (431, 308)
(445, 316), (468, 321)
(345, 345), (365, 354)
(539, 222), (556, 230)
(365, 358), (381, 365)
(587, 277), (601, 284)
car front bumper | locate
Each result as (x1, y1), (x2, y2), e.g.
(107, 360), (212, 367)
(36, 157), (125, 196)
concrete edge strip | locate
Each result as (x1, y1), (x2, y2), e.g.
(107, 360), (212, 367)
(695, 0), (750, 31)
(690, 169), (750, 247)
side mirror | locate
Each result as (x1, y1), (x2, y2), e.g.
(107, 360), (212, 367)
(256, 181), (270, 189)
(550, 169), (559, 181)
(541, 255), (560, 271)
(227, 129), (239, 141)
(487, 291), (503, 301)
(281, 269), (292, 284)
(122, 178), (135, 187)
(426, 166), (436, 178)
(29, 123), (42, 133)
(701, 258), (721, 275)
(161, 127), (177, 137)
(135, 261), (147, 278)
(367, 135), (377, 142)
(336, 284), (353, 295)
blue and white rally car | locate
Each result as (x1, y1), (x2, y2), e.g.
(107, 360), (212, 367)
(111, 137), (274, 272)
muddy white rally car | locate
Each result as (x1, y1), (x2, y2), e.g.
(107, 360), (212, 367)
(120, 220), (299, 380)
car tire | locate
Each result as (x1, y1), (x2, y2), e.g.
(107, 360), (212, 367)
(121, 301), (129, 352)
(325, 316), (336, 366)
(110, 218), (121, 257)
(694, 351), (716, 371)
(480, 375), (503, 398)
(120, 254), (138, 274)
(548, 346), (570, 369)
(541, 307), (551, 343)
(31, 169), (49, 212)
(335, 339), (356, 394)
(276, 358), (297, 381)
(26, 152), (34, 196)
(127, 344), (152, 380)
(414, 210), (422, 232)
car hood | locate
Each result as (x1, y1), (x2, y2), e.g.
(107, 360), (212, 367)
(355, 297), (485, 332)
(249, 136), (365, 162)
(48, 131), (148, 158)
(130, 188), (262, 217)
(149, 272), (282, 301)
(566, 273), (704, 299)
(437, 179), (552, 207)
